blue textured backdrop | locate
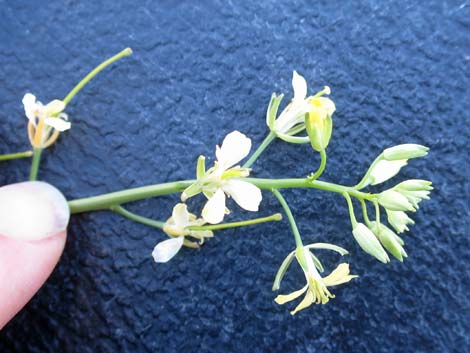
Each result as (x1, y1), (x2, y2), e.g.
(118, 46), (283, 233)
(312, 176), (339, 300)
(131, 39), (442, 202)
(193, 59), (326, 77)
(0, 1), (469, 352)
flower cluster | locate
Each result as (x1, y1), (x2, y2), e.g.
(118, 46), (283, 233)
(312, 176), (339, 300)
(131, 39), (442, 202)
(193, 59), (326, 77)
(152, 131), (263, 262)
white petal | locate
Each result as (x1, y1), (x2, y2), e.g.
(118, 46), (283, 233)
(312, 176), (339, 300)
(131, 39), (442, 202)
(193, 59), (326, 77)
(202, 188), (226, 224)
(22, 93), (38, 123)
(0, 181), (70, 241)
(292, 71), (307, 103)
(215, 131), (251, 170)
(172, 203), (190, 228)
(44, 99), (66, 115)
(152, 236), (184, 263)
(44, 117), (71, 132)
(223, 179), (262, 212)
(370, 159), (407, 185)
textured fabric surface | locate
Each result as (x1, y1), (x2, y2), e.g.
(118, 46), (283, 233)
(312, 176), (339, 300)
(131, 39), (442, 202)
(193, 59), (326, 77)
(0, 1), (469, 352)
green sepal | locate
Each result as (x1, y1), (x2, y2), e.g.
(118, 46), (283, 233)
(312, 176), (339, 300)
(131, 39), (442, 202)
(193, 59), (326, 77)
(272, 250), (295, 291)
(310, 252), (324, 273)
(196, 155), (206, 179)
(266, 93), (284, 130)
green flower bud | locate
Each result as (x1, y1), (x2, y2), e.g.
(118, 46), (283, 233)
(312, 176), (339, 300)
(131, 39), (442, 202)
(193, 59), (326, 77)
(369, 222), (407, 262)
(394, 179), (433, 191)
(383, 144), (429, 161)
(377, 190), (415, 212)
(305, 108), (333, 152)
(352, 223), (390, 263)
(386, 209), (414, 233)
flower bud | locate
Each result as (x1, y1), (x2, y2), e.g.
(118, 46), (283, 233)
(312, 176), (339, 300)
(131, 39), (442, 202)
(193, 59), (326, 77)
(377, 190), (415, 212)
(352, 223), (389, 263)
(383, 144), (429, 161)
(394, 179), (433, 191)
(305, 110), (333, 152)
(386, 210), (414, 233)
(368, 159), (408, 186)
(369, 222), (407, 262)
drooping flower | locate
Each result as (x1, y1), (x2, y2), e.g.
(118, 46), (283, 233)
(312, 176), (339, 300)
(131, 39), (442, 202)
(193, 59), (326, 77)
(274, 246), (356, 315)
(269, 71), (335, 142)
(22, 93), (71, 148)
(152, 203), (213, 263)
(181, 131), (262, 224)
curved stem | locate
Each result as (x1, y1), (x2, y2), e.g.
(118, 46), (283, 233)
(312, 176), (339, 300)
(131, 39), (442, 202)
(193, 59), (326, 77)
(63, 48), (133, 105)
(187, 213), (282, 231)
(0, 150), (33, 162)
(243, 131), (276, 168)
(271, 189), (303, 248)
(111, 205), (165, 229)
(29, 148), (43, 181)
(343, 192), (357, 227)
(307, 149), (327, 181)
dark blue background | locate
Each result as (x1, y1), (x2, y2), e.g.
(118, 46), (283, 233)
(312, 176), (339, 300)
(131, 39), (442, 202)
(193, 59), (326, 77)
(0, 1), (469, 352)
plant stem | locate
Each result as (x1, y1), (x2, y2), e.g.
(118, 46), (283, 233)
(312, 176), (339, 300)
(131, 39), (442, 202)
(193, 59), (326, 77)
(307, 149), (327, 181)
(111, 205), (165, 229)
(243, 131), (276, 168)
(0, 150), (33, 162)
(29, 148), (43, 181)
(63, 47), (133, 105)
(68, 177), (373, 214)
(187, 213), (282, 231)
(343, 192), (357, 227)
(271, 189), (303, 248)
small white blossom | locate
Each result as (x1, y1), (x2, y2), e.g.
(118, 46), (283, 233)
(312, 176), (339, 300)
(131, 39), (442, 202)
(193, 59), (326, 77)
(272, 71), (335, 138)
(153, 204), (213, 263)
(182, 131), (263, 224)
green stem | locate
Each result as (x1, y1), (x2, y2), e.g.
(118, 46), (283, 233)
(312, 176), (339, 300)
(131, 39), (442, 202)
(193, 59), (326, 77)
(111, 205), (165, 229)
(307, 149), (327, 181)
(0, 150), (33, 162)
(271, 189), (303, 248)
(29, 148), (43, 181)
(374, 199), (381, 233)
(63, 47), (133, 105)
(243, 131), (276, 168)
(343, 192), (358, 227)
(187, 213), (282, 231)
(360, 199), (371, 225)
(68, 177), (373, 214)
(69, 180), (194, 213)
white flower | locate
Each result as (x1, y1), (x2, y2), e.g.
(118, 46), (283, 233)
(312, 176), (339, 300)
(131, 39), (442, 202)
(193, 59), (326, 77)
(274, 247), (356, 315)
(153, 203), (213, 263)
(271, 71), (335, 140)
(182, 131), (263, 224)
(22, 93), (71, 148)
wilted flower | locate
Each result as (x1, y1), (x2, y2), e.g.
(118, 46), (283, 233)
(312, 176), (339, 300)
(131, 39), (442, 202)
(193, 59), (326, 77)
(181, 131), (262, 224)
(23, 93), (71, 148)
(274, 246), (356, 315)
